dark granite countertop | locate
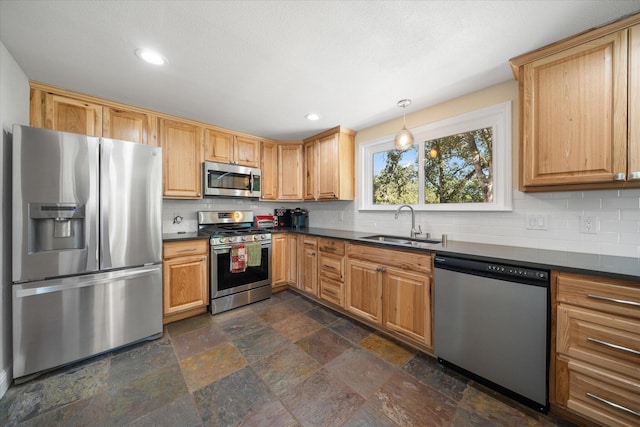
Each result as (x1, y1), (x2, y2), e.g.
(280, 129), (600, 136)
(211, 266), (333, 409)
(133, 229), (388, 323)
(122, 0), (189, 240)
(280, 227), (640, 282)
(164, 227), (639, 281)
(162, 232), (209, 242)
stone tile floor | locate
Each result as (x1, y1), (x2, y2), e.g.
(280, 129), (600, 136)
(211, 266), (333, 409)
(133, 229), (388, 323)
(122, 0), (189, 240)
(0, 290), (576, 426)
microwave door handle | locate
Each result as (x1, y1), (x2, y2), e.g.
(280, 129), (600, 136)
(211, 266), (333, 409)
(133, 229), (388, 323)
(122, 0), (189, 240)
(249, 172), (254, 192)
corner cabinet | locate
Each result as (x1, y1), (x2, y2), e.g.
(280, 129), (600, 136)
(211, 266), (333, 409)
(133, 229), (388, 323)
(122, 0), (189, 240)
(551, 272), (640, 426)
(162, 240), (209, 324)
(277, 143), (304, 200)
(510, 15), (640, 191)
(303, 126), (356, 200)
(346, 243), (433, 348)
(160, 118), (203, 199)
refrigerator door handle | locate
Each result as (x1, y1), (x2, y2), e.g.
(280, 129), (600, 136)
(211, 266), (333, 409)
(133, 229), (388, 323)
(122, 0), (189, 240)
(15, 267), (160, 298)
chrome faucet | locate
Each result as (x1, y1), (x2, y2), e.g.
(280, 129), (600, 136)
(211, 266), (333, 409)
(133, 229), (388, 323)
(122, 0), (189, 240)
(394, 204), (422, 239)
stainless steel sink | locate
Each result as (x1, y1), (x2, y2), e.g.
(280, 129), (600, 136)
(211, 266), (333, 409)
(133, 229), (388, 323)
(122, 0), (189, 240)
(360, 235), (441, 247)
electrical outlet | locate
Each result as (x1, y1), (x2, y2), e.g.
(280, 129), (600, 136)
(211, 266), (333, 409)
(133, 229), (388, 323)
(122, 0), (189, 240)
(579, 215), (598, 234)
(525, 214), (548, 230)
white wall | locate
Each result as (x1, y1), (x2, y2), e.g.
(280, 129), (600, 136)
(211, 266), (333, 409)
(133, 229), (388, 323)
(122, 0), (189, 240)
(163, 80), (640, 259)
(0, 41), (30, 398)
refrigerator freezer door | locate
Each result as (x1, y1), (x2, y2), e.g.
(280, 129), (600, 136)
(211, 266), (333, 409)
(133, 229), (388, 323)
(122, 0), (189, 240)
(12, 265), (162, 379)
(12, 125), (99, 282)
(100, 138), (162, 270)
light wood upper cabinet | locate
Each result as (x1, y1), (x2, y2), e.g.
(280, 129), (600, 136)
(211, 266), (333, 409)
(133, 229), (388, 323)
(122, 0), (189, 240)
(629, 24), (640, 182)
(510, 14), (640, 191)
(260, 140), (278, 200)
(103, 107), (158, 146)
(32, 91), (103, 136)
(303, 126), (356, 200)
(204, 128), (234, 164)
(160, 118), (203, 199)
(204, 129), (260, 168)
(303, 140), (317, 200)
(278, 143), (303, 200)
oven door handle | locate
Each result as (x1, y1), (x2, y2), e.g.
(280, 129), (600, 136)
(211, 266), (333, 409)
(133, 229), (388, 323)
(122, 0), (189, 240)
(213, 243), (270, 254)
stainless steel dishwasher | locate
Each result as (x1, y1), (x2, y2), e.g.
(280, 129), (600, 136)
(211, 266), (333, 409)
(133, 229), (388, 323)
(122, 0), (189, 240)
(433, 255), (550, 412)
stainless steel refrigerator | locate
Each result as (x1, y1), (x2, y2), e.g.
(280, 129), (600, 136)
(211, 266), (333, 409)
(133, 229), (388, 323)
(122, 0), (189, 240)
(12, 125), (163, 381)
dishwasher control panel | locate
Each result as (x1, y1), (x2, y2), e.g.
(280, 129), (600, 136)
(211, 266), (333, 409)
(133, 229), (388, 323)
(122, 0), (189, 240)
(434, 255), (549, 285)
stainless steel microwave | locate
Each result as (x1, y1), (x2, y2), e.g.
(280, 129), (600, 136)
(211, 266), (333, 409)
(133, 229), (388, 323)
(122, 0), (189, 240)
(203, 161), (261, 198)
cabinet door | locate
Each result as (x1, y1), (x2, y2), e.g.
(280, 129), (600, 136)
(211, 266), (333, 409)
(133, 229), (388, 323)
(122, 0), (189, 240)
(160, 119), (203, 198)
(234, 135), (260, 168)
(303, 140), (317, 200)
(278, 144), (303, 200)
(44, 93), (103, 136)
(103, 107), (157, 145)
(204, 128), (233, 164)
(317, 133), (339, 199)
(383, 266), (431, 346)
(271, 234), (288, 287)
(260, 141), (278, 200)
(287, 234), (298, 286)
(629, 24), (640, 182)
(345, 258), (382, 324)
(163, 254), (208, 316)
(521, 30), (628, 187)
(301, 238), (318, 295)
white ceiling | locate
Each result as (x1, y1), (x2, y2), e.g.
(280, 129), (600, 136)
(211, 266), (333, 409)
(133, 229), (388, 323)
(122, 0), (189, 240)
(1, 1), (639, 140)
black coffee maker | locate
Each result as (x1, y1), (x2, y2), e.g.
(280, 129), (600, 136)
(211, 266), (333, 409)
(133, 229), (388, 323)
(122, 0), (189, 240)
(291, 207), (309, 229)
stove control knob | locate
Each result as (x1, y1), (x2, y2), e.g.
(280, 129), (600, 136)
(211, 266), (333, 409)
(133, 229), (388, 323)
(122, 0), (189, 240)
(242, 236), (249, 242)
(260, 235), (266, 240)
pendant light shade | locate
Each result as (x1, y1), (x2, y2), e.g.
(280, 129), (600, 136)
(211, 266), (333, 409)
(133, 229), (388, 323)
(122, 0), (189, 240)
(394, 99), (414, 150)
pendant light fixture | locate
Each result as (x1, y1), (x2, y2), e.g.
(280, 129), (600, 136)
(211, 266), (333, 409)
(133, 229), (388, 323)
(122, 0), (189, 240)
(394, 99), (414, 150)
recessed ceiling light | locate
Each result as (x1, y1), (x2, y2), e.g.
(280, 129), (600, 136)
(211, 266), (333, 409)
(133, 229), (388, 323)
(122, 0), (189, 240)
(305, 113), (320, 121)
(135, 48), (166, 66)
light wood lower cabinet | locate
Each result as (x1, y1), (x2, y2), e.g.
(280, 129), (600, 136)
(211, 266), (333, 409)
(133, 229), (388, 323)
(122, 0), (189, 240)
(162, 240), (209, 324)
(300, 236), (318, 295)
(553, 272), (640, 426)
(271, 233), (288, 290)
(346, 243), (433, 348)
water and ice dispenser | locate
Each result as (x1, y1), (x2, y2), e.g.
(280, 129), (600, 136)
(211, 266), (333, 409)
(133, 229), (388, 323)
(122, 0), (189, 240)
(29, 203), (85, 253)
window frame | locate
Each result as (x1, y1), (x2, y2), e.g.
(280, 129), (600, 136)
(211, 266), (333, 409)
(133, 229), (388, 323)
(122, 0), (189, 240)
(359, 101), (512, 211)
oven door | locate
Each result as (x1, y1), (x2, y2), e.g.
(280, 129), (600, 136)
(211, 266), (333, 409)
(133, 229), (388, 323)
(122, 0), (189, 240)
(211, 243), (271, 298)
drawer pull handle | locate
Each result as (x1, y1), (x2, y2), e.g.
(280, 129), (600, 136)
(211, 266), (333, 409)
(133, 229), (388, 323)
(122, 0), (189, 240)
(587, 294), (640, 307)
(176, 248), (197, 253)
(322, 246), (336, 251)
(586, 392), (640, 417)
(323, 265), (337, 271)
(587, 337), (640, 356)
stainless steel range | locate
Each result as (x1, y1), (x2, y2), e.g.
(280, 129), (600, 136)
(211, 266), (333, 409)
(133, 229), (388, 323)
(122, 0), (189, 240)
(198, 211), (271, 314)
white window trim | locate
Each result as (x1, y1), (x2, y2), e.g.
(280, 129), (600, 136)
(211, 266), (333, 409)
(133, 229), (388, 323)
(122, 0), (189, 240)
(359, 101), (512, 211)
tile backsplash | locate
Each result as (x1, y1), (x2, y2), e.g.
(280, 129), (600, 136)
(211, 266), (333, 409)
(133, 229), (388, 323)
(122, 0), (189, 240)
(163, 189), (640, 258)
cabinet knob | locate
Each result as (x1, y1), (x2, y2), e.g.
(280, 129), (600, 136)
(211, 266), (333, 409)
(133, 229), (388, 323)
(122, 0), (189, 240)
(197, 192), (201, 196)
(613, 173), (626, 181)
(630, 171), (640, 181)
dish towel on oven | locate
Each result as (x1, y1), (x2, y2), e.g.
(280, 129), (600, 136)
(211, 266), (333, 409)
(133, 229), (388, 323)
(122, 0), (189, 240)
(246, 242), (262, 267)
(230, 243), (246, 273)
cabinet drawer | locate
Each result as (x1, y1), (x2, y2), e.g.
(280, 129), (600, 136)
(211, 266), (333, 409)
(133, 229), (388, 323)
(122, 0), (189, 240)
(567, 360), (640, 427)
(557, 305), (640, 379)
(347, 243), (432, 274)
(318, 238), (345, 256)
(302, 237), (318, 249)
(163, 240), (208, 259)
(319, 253), (344, 281)
(557, 273), (640, 321)
(320, 276), (343, 307)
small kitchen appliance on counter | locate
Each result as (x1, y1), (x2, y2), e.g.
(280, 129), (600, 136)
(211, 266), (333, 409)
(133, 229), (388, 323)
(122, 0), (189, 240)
(274, 208), (309, 229)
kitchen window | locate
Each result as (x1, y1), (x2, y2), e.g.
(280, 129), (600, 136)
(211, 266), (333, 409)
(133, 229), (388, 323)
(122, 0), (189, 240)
(359, 101), (512, 211)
